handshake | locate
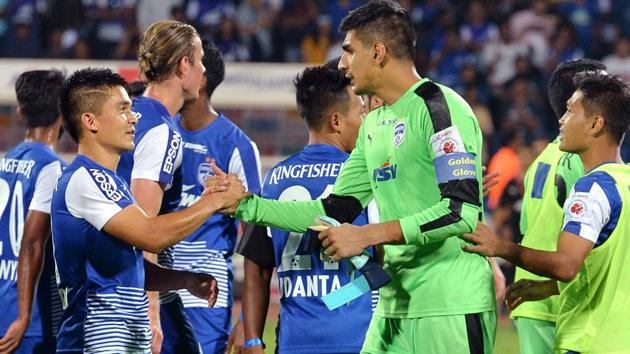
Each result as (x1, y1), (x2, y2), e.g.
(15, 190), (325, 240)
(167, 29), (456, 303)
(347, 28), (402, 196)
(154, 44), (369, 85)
(200, 162), (251, 214)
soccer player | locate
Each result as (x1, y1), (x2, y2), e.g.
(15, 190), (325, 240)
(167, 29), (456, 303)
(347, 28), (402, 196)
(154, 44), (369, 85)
(52, 67), (246, 353)
(174, 39), (262, 353)
(237, 63), (377, 354)
(0, 70), (65, 353)
(462, 74), (630, 354)
(511, 59), (606, 354)
(210, 1), (495, 352)
(116, 20), (206, 353)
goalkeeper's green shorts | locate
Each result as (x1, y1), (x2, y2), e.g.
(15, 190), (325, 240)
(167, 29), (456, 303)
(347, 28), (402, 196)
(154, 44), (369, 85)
(515, 317), (555, 354)
(361, 311), (496, 354)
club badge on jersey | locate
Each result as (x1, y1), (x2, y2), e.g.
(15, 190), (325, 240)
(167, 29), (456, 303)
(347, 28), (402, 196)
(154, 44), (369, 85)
(393, 121), (406, 148)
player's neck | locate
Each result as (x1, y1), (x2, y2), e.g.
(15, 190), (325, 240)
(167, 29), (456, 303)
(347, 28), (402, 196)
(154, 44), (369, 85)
(375, 61), (422, 106)
(179, 99), (219, 131)
(143, 82), (185, 117)
(308, 132), (346, 153)
(24, 127), (57, 148)
(78, 141), (121, 171)
(579, 141), (623, 172)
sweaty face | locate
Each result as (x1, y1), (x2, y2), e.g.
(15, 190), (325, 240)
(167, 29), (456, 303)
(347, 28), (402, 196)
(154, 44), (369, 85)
(559, 90), (591, 153)
(95, 86), (137, 153)
(182, 36), (206, 100)
(339, 30), (375, 96)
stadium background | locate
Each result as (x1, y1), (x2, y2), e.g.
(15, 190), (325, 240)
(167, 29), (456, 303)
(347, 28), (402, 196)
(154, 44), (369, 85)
(2, 0), (630, 352)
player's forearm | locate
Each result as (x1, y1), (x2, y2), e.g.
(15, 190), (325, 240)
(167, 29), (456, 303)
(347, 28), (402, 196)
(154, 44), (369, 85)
(143, 259), (189, 291)
(235, 194), (325, 233)
(500, 243), (579, 282)
(243, 260), (272, 339)
(136, 197), (222, 253)
(399, 198), (479, 246)
(15, 236), (46, 321)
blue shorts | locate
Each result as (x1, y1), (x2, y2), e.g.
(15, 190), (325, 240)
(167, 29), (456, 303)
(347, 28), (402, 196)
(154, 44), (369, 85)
(185, 307), (231, 354)
(15, 336), (55, 354)
(160, 296), (201, 354)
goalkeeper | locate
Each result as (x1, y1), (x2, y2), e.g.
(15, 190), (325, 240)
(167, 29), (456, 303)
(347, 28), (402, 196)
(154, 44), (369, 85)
(210, 1), (495, 353)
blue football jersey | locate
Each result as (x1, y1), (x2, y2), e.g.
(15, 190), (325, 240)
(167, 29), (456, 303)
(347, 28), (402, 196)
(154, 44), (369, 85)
(52, 155), (150, 353)
(117, 96), (183, 303)
(174, 114), (261, 309)
(262, 144), (375, 354)
(0, 142), (63, 339)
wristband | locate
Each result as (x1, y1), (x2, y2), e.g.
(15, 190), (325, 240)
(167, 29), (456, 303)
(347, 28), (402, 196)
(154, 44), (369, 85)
(243, 338), (264, 349)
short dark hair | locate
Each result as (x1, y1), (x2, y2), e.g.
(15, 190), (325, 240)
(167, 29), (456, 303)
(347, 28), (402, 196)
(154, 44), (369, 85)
(340, 0), (416, 61)
(15, 70), (65, 128)
(549, 59), (606, 118)
(202, 39), (225, 99)
(294, 65), (351, 130)
(576, 74), (630, 144)
(126, 80), (147, 98)
(60, 68), (127, 143)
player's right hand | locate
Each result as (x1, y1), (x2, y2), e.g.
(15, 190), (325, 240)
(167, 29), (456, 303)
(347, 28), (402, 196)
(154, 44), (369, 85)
(203, 162), (250, 214)
(225, 319), (244, 353)
(505, 279), (557, 310)
(0, 317), (28, 353)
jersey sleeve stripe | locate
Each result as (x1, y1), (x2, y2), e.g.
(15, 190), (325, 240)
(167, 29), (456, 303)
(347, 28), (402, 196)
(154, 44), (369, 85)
(414, 81), (452, 133)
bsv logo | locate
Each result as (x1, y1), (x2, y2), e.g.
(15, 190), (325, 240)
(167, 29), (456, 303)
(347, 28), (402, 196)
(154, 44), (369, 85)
(373, 159), (397, 182)
(163, 131), (182, 174)
(89, 168), (125, 202)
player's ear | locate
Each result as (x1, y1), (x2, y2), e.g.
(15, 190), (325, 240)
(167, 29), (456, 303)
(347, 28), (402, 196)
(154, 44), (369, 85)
(591, 115), (606, 137)
(175, 55), (190, 78)
(329, 111), (342, 133)
(82, 112), (98, 134)
(373, 42), (387, 65)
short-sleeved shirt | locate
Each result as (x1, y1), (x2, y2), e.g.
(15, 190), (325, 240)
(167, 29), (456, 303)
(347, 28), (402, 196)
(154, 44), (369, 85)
(243, 144), (377, 353)
(52, 155), (150, 353)
(0, 142), (63, 338)
(173, 114), (261, 310)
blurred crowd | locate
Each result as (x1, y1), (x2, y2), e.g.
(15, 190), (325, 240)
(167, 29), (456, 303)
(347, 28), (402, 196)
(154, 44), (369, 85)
(2, 1), (630, 265)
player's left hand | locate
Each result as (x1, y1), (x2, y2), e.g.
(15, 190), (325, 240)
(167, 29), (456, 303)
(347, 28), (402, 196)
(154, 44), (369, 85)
(460, 222), (507, 257)
(505, 279), (558, 310)
(225, 318), (244, 353)
(185, 272), (219, 307)
(318, 223), (366, 261)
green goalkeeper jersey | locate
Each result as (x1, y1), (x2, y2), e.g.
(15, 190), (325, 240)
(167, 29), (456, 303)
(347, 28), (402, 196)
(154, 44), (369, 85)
(236, 79), (495, 318)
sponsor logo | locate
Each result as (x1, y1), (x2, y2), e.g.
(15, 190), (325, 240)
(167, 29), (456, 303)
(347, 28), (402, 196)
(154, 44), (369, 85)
(393, 122), (406, 148)
(373, 158), (397, 182)
(163, 131), (182, 175)
(89, 168), (126, 202)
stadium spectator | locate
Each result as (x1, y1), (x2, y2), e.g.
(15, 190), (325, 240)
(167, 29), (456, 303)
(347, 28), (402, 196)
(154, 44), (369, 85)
(603, 36), (630, 81)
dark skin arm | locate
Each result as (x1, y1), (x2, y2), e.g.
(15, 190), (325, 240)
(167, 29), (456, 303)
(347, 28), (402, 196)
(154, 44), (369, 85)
(242, 259), (272, 354)
(143, 260), (218, 307)
(0, 211), (50, 353)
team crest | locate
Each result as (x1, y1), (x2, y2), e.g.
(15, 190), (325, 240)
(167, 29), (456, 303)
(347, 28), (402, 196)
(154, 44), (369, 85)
(393, 122), (406, 148)
(197, 160), (214, 186)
